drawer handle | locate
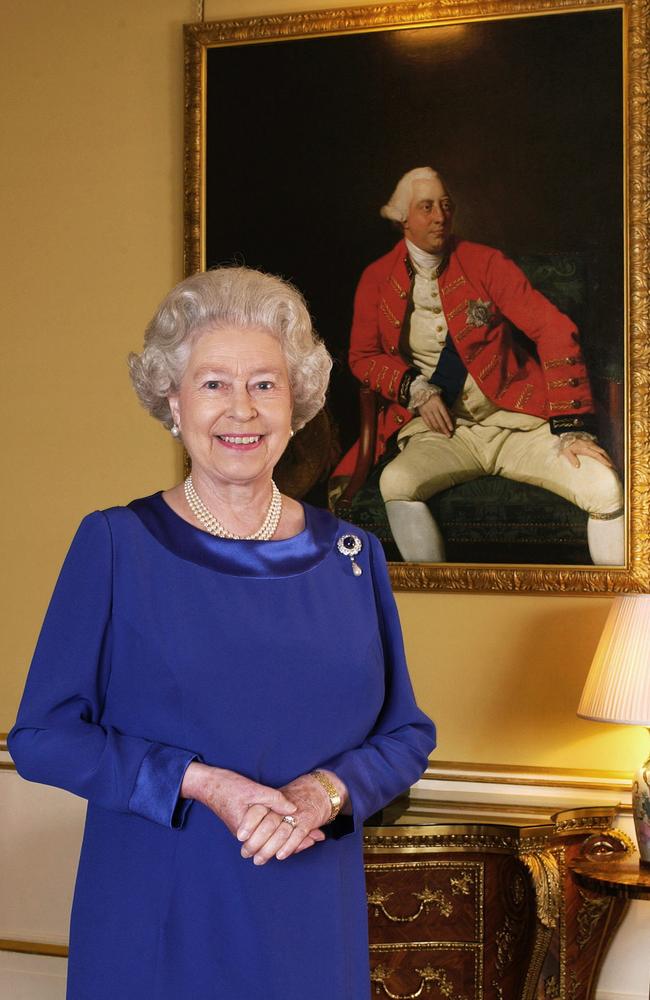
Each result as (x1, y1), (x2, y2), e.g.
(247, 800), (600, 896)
(371, 962), (464, 999)
(367, 886), (453, 922)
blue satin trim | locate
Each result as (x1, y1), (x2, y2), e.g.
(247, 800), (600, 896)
(128, 493), (338, 578)
(129, 744), (199, 829)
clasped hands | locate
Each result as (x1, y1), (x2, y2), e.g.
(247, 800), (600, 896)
(181, 762), (346, 867)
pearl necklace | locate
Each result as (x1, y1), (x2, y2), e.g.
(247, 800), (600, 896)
(183, 475), (282, 541)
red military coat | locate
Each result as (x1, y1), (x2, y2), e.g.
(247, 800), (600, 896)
(334, 238), (594, 478)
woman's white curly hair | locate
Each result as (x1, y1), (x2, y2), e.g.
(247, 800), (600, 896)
(128, 266), (332, 431)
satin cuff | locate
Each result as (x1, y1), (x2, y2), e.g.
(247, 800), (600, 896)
(129, 743), (200, 829)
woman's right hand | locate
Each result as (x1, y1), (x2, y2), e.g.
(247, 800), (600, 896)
(180, 761), (297, 839)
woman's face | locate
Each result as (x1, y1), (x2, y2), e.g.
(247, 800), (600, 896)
(168, 326), (293, 490)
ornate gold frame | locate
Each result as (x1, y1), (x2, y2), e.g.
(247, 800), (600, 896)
(184, 0), (649, 593)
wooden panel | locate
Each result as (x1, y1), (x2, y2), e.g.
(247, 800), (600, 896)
(366, 861), (481, 945)
(370, 942), (480, 1000)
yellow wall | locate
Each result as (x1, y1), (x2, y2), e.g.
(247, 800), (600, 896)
(2, 0), (644, 773)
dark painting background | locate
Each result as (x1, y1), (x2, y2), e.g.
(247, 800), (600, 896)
(205, 8), (623, 503)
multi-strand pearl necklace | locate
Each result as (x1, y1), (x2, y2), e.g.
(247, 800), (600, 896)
(184, 475), (282, 541)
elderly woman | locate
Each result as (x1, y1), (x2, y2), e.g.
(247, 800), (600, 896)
(9, 266), (435, 1000)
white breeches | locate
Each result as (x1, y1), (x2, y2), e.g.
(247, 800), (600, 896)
(379, 417), (623, 518)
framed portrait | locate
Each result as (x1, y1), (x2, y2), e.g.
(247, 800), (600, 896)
(184, 0), (649, 593)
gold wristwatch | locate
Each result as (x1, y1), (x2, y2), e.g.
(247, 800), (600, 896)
(311, 770), (342, 822)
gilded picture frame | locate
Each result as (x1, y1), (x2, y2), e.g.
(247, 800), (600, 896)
(184, 0), (649, 594)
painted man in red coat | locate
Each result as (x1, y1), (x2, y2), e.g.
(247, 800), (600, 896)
(335, 167), (623, 564)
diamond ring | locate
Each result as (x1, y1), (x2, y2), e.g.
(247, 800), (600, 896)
(281, 815), (297, 827)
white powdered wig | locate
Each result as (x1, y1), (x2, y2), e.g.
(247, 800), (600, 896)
(380, 167), (443, 224)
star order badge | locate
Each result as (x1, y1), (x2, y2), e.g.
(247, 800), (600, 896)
(466, 298), (494, 328)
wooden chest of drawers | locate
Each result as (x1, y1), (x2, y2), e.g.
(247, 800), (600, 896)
(363, 806), (631, 1000)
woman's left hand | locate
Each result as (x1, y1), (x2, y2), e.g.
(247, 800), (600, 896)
(237, 771), (346, 866)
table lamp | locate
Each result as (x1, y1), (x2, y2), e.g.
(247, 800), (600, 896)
(577, 595), (650, 866)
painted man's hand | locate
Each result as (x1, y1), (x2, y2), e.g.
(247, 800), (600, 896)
(418, 394), (454, 437)
(560, 439), (614, 469)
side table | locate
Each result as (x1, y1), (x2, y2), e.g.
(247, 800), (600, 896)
(363, 804), (632, 1000)
(570, 857), (650, 999)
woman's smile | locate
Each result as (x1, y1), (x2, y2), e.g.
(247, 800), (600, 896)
(216, 433), (263, 450)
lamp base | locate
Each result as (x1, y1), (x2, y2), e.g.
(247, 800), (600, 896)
(632, 745), (650, 866)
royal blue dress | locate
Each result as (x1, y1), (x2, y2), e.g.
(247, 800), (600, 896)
(9, 495), (436, 1000)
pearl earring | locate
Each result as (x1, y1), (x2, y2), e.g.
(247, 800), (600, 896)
(170, 424), (181, 438)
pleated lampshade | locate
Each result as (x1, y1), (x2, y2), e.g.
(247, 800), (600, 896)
(577, 595), (650, 865)
(578, 596), (650, 726)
